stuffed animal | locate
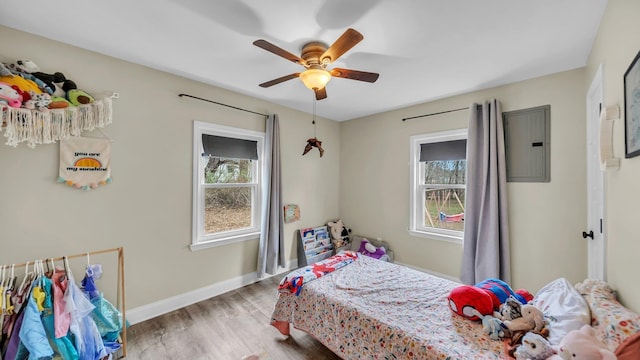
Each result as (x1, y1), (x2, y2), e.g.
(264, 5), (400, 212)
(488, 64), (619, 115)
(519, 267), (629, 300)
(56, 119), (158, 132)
(0, 82), (23, 108)
(0, 74), (43, 98)
(503, 304), (546, 333)
(3, 61), (55, 94)
(482, 315), (511, 341)
(327, 219), (351, 248)
(448, 278), (532, 321)
(547, 325), (616, 360)
(12, 60), (94, 105)
(48, 96), (72, 109)
(0, 63), (12, 77)
(31, 71), (68, 97)
(513, 332), (555, 360)
(62, 80), (94, 106)
(477, 278), (533, 309)
(23, 91), (51, 111)
(495, 295), (524, 321)
(357, 238), (390, 262)
(448, 285), (494, 320)
(303, 137), (324, 157)
(7, 59), (39, 74)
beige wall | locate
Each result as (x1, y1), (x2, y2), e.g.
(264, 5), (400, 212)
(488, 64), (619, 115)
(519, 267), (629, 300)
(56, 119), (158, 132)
(3, 0), (639, 319)
(0, 26), (340, 310)
(340, 68), (588, 294)
(586, 0), (640, 313)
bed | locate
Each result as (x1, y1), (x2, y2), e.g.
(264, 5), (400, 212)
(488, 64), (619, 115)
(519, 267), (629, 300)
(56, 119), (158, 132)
(270, 247), (640, 359)
(271, 251), (508, 359)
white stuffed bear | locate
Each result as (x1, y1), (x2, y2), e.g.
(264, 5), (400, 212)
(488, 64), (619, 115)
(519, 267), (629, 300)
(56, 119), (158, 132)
(514, 332), (555, 360)
(547, 325), (616, 360)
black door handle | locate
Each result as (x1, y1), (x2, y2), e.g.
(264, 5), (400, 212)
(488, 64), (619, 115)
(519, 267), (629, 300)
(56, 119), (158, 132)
(582, 230), (594, 239)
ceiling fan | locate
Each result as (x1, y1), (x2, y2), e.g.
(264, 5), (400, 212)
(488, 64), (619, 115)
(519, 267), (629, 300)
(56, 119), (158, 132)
(253, 28), (379, 100)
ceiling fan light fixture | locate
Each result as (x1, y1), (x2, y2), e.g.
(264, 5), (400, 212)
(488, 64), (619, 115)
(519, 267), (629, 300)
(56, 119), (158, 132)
(300, 68), (331, 90)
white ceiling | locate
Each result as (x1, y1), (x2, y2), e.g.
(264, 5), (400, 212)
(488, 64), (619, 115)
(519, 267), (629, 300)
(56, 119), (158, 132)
(0, 0), (608, 121)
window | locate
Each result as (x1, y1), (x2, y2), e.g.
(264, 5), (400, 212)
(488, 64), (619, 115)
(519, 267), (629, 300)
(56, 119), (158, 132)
(191, 121), (264, 250)
(409, 129), (467, 243)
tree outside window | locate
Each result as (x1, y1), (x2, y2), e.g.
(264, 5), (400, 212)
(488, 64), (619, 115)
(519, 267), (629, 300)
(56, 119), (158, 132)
(409, 129), (467, 243)
(191, 121), (264, 250)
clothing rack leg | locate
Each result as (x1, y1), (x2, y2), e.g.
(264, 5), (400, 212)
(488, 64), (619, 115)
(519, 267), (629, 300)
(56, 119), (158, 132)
(119, 247), (127, 358)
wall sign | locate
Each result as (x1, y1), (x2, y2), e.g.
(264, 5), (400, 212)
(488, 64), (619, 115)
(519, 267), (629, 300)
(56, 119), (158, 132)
(58, 137), (112, 190)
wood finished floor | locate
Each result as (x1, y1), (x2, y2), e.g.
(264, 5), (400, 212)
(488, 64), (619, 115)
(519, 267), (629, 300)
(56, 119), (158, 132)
(126, 275), (341, 360)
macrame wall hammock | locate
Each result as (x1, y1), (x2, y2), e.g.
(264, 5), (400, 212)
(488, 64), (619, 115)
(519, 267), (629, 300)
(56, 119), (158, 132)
(0, 97), (113, 148)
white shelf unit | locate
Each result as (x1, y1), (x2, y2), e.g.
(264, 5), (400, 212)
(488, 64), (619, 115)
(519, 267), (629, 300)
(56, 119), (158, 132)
(297, 226), (333, 267)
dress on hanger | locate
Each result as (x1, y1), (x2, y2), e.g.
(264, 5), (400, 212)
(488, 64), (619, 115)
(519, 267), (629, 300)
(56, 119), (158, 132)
(81, 265), (122, 354)
(18, 280), (54, 360)
(64, 263), (106, 360)
(39, 276), (78, 360)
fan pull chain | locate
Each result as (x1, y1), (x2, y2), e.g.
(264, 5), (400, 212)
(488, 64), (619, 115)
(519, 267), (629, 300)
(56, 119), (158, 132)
(313, 95), (317, 138)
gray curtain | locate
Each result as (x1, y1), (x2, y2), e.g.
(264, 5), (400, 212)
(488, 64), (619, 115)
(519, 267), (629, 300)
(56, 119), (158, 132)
(257, 114), (285, 278)
(461, 100), (511, 284)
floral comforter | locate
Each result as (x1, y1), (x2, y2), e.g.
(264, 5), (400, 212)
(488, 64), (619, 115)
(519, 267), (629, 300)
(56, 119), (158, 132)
(271, 254), (508, 359)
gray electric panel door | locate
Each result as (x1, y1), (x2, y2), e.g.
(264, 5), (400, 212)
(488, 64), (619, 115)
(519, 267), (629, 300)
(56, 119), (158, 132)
(503, 105), (550, 182)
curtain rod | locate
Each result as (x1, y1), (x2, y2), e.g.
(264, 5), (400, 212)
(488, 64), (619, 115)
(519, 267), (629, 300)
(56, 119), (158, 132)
(402, 106), (469, 122)
(179, 93), (268, 118)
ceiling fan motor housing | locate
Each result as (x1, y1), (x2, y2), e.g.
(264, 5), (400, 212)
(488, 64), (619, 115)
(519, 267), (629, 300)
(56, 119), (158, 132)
(301, 42), (329, 68)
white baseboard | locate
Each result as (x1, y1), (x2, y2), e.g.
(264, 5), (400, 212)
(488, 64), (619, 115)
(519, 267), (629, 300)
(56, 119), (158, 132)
(395, 261), (461, 283)
(127, 258), (298, 325)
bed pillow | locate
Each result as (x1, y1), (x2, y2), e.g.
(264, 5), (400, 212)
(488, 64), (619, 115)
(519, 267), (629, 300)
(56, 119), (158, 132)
(531, 277), (591, 345)
(575, 279), (640, 353)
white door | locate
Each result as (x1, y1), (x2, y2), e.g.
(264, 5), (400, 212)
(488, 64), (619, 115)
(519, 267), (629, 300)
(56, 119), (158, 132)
(586, 65), (606, 280)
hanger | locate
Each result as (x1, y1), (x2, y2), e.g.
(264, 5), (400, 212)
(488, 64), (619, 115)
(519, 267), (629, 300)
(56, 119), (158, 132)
(8, 264), (15, 290)
(35, 259), (45, 287)
(64, 256), (74, 282)
(1, 266), (6, 314)
(18, 261), (32, 293)
(0, 265), (5, 288)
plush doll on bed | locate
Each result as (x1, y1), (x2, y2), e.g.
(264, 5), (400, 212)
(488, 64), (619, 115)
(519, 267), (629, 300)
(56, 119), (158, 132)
(513, 332), (555, 360)
(327, 219), (351, 249)
(357, 238), (390, 262)
(447, 278), (533, 321)
(546, 325), (616, 360)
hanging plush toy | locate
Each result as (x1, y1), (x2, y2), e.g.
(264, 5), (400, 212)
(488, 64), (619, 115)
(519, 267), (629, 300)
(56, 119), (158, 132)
(0, 82), (22, 108)
(303, 137), (324, 157)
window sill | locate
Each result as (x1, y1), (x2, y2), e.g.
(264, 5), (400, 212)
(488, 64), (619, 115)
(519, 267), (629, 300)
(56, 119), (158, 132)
(408, 229), (462, 244)
(190, 231), (260, 251)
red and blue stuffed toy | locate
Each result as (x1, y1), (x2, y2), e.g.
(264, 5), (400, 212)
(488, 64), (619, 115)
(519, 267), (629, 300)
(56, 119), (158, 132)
(448, 278), (533, 321)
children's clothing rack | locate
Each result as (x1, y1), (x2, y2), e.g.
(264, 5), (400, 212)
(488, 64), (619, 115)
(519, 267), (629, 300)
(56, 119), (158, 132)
(3, 246), (127, 358)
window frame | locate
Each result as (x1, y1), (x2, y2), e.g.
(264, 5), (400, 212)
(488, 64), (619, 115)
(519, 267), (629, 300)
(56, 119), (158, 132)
(191, 121), (265, 251)
(409, 128), (467, 244)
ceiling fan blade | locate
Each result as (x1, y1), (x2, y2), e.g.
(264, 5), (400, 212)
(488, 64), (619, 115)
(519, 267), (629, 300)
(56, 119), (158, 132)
(330, 68), (379, 83)
(320, 28), (364, 63)
(259, 73), (300, 88)
(253, 39), (305, 65)
(315, 87), (327, 100)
